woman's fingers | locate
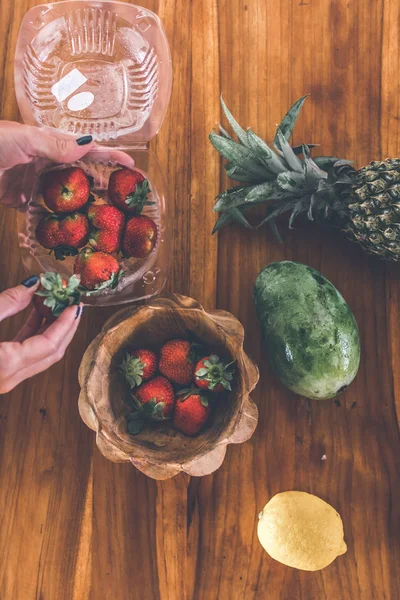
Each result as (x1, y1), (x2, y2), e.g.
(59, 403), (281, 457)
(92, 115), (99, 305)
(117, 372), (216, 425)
(31, 128), (95, 163)
(0, 122), (94, 170)
(0, 304), (83, 393)
(0, 279), (40, 323)
(20, 304), (83, 365)
(13, 308), (43, 342)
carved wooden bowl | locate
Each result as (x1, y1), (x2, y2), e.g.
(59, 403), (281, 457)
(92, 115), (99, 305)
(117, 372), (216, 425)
(78, 294), (259, 480)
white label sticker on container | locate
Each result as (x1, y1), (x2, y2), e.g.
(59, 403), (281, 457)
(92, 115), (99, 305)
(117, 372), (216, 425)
(67, 91), (95, 112)
(51, 68), (87, 102)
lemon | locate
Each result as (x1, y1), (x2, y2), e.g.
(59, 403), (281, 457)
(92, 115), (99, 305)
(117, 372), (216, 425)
(257, 491), (347, 571)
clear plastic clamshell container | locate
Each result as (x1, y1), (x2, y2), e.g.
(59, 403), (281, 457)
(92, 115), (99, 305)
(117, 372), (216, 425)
(14, 1), (172, 306)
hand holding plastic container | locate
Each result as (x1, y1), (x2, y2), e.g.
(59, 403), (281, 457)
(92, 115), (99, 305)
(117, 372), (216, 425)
(14, 1), (172, 306)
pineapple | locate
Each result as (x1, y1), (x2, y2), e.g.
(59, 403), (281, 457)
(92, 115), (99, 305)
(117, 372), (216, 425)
(209, 96), (400, 261)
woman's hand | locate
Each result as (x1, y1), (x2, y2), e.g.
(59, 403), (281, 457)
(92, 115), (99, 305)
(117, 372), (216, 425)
(0, 122), (135, 209)
(0, 276), (83, 393)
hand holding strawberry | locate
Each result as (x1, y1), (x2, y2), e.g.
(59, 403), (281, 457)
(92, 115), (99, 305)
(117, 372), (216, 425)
(33, 272), (81, 319)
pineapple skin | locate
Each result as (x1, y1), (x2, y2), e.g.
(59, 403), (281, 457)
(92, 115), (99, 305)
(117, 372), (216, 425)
(340, 159), (400, 260)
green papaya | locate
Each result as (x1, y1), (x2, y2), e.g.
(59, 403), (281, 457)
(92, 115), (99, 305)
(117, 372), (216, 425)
(254, 261), (360, 400)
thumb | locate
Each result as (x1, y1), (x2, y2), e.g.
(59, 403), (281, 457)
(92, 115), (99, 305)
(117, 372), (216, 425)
(26, 127), (95, 164)
(0, 278), (40, 322)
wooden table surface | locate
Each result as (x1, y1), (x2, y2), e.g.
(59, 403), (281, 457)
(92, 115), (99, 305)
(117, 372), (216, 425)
(1, 0), (400, 598)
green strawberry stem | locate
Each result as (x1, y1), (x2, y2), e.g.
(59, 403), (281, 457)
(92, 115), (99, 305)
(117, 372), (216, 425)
(35, 272), (81, 317)
(126, 395), (170, 434)
(125, 179), (155, 214)
(177, 387), (210, 407)
(195, 355), (235, 391)
(119, 353), (145, 389)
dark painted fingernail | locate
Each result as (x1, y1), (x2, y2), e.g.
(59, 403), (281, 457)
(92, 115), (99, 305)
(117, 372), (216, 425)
(76, 135), (93, 146)
(21, 275), (39, 288)
(75, 306), (81, 319)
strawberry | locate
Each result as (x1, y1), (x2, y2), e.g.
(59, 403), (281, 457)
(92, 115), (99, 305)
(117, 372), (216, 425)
(122, 215), (157, 259)
(36, 213), (89, 259)
(42, 167), (90, 213)
(33, 272), (81, 319)
(74, 248), (122, 291)
(35, 215), (61, 248)
(120, 349), (158, 389)
(194, 355), (235, 392)
(108, 167), (154, 215)
(126, 375), (175, 434)
(87, 204), (125, 253)
(173, 388), (211, 436)
(159, 339), (195, 385)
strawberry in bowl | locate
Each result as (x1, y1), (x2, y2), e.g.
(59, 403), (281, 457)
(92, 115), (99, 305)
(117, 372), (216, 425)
(173, 388), (211, 436)
(126, 376), (175, 434)
(159, 339), (195, 385)
(194, 355), (235, 392)
(120, 349), (158, 389)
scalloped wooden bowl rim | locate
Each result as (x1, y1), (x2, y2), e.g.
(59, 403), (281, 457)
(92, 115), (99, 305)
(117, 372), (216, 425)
(78, 294), (259, 479)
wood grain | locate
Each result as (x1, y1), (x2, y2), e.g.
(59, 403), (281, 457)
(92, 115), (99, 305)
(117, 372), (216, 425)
(0, 0), (399, 599)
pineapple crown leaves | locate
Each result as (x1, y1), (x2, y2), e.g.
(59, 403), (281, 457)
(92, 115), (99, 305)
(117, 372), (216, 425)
(125, 179), (155, 214)
(35, 272), (81, 317)
(119, 353), (145, 389)
(177, 387), (210, 407)
(209, 95), (356, 235)
(195, 354), (235, 391)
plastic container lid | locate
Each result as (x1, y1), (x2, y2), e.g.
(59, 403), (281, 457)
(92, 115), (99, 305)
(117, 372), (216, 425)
(14, 0), (172, 144)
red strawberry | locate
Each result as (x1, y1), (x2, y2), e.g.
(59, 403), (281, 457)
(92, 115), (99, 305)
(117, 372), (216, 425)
(173, 388), (211, 436)
(159, 339), (195, 385)
(126, 376), (175, 435)
(33, 272), (81, 319)
(120, 349), (158, 388)
(74, 248), (122, 290)
(87, 204), (125, 253)
(194, 355), (235, 392)
(42, 167), (90, 213)
(108, 167), (153, 215)
(122, 215), (157, 259)
(36, 213), (89, 260)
